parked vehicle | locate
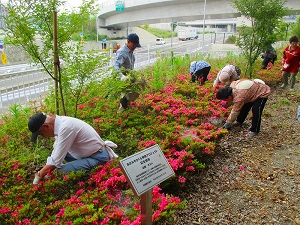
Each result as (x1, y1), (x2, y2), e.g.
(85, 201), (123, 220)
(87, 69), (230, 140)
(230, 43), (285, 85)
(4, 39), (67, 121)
(178, 28), (198, 41)
(156, 38), (166, 45)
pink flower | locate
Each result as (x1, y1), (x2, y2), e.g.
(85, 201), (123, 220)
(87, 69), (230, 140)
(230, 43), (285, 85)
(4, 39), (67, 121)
(17, 174), (22, 182)
(77, 104), (86, 110)
(178, 176), (186, 183)
(185, 166), (195, 171)
(13, 164), (19, 170)
(22, 219), (31, 224)
(239, 166), (245, 171)
(0, 207), (10, 214)
(100, 217), (110, 225)
(56, 208), (65, 217)
(204, 148), (211, 154)
(11, 211), (18, 217)
(76, 189), (84, 195)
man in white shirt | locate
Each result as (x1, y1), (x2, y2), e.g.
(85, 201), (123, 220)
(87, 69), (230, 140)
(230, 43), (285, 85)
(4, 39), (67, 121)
(28, 112), (118, 185)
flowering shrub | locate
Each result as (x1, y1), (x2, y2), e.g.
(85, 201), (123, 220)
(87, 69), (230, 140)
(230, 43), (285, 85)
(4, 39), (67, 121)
(0, 53), (282, 224)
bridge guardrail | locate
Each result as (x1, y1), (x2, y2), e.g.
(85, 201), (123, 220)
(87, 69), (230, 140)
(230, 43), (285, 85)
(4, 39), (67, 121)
(0, 49), (242, 113)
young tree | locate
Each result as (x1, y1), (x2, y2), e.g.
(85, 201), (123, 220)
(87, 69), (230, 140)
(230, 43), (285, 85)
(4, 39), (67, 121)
(290, 16), (300, 38)
(1, 0), (109, 116)
(232, 0), (288, 77)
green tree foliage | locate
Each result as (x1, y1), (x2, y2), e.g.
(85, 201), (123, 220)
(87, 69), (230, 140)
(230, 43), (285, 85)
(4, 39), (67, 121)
(291, 16), (300, 38)
(232, 0), (288, 77)
(1, 0), (111, 116)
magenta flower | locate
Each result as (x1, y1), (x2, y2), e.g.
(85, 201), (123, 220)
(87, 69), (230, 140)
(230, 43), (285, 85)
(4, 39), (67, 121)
(11, 210), (18, 217)
(178, 176), (186, 183)
(56, 208), (65, 217)
(0, 207), (10, 214)
(13, 164), (19, 170)
(76, 188), (84, 195)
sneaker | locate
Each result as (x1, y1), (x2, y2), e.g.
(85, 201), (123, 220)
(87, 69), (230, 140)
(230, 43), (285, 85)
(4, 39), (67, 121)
(280, 84), (287, 88)
(120, 96), (129, 109)
(246, 131), (258, 138)
(289, 88), (294, 91)
(232, 121), (242, 128)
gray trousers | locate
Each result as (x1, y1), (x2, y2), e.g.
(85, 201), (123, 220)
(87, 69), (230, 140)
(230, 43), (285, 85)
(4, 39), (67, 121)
(282, 71), (298, 88)
(57, 149), (109, 173)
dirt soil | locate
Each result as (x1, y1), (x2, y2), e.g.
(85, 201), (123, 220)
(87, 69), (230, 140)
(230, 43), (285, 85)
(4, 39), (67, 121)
(160, 85), (300, 225)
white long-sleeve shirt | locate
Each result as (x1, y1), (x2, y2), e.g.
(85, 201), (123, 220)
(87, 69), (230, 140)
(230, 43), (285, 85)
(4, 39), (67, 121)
(46, 116), (118, 168)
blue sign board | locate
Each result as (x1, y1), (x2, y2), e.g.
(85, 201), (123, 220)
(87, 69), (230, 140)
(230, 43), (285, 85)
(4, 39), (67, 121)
(0, 40), (4, 44)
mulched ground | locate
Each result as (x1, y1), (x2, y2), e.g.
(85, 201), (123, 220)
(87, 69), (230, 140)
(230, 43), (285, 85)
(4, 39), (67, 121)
(158, 84), (300, 225)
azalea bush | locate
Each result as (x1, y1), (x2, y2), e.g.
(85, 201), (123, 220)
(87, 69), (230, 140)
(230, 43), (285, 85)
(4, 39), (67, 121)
(0, 50), (283, 224)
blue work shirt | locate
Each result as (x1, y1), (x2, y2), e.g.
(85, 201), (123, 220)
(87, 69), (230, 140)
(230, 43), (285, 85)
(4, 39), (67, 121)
(114, 45), (135, 71)
(190, 61), (210, 75)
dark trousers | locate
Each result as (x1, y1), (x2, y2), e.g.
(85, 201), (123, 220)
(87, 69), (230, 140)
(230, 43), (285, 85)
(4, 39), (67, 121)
(191, 66), (211, 82)
(262, 57), (275, 69)
(236, 98), (268, 133)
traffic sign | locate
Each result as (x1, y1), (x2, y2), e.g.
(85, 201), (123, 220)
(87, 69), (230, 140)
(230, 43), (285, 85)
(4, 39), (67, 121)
(80, 32), (83, 37)
(0, 40), (4, 44)
(115, 0), (124, 11)
(0, 44), (4, 50)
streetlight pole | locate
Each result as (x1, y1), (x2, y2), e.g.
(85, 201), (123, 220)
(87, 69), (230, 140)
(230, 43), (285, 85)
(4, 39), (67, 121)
(202, 0), (207, 53)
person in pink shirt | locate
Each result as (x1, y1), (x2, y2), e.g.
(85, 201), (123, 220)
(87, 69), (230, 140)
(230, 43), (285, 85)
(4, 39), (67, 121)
(213, 64), (241, 87)
(281, 35), (300, 90)
(216, 79), (271, 138)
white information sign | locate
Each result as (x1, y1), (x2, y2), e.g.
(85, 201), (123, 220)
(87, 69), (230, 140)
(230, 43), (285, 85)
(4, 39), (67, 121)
(119, 144), (175, 196)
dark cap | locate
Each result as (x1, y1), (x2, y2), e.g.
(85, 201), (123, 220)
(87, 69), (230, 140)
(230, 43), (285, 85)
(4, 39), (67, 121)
(127, 33), (141, 47)
(28, 112), (47, 142)
(216, 86), (233, 100)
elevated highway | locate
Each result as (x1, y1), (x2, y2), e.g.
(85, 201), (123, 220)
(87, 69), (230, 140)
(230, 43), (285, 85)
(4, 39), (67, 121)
(97, 0), (300, 32)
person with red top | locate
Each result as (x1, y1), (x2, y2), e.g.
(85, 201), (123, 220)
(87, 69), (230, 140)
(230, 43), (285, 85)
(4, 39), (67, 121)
(281, 35), (300, 90)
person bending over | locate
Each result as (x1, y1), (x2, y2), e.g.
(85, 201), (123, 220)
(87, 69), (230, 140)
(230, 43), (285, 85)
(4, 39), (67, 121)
(216, 79), (271, 138)
(189, 60), (211, 84)
(28, 112), (118, 185)
(213, 64), (241, 87)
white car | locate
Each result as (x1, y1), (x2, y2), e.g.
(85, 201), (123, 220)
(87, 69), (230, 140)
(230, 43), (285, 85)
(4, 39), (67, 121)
(156, 38), (166, 45)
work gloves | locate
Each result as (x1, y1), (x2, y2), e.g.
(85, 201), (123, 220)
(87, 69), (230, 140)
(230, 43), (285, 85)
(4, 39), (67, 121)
(33, 171), (41, 185)
(33, 171), (49, 185)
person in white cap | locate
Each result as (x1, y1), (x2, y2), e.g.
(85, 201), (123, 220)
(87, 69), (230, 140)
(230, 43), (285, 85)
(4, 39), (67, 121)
(213, 64), (241, 87)
(28, 112), (118, 185)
